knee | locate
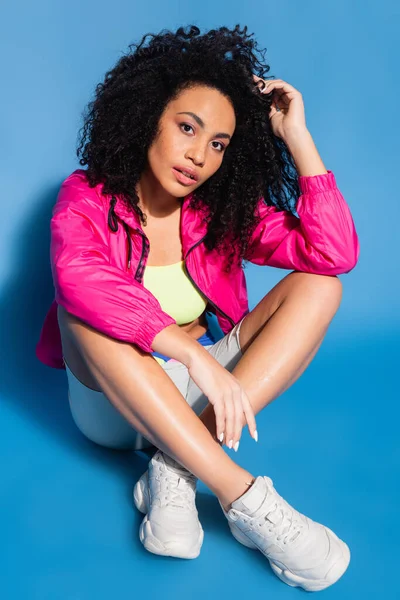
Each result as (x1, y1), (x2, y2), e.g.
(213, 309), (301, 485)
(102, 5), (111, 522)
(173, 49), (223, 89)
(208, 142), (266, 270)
(311, 274), (343, 313)
(291, 272), (343, 312)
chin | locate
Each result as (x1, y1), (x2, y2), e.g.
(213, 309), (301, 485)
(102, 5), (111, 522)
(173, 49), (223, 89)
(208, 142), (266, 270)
(169, 180), (197, 194)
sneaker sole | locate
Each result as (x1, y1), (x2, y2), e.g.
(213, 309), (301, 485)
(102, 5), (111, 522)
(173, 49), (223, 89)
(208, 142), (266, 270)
(133, 472), (204, 560)
(228, 522), (351, 592)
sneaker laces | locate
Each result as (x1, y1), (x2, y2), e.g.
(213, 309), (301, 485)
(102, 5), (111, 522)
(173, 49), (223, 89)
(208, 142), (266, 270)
(254, 502), (305, 545)
(253, 481), (305, 545)
(160, 471), (197, 508)
(154, 453), (197, 509)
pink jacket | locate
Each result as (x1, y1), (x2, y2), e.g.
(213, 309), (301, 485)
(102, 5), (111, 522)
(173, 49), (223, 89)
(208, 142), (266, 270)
(36, 169), (360, 369)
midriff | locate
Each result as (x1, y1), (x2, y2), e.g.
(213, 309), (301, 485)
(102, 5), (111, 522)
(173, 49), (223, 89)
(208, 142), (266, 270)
(178, 311), (208, 340)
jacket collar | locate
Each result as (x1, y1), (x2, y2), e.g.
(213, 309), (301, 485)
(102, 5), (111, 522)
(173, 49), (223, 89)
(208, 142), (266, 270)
(108, 191), (209, 251)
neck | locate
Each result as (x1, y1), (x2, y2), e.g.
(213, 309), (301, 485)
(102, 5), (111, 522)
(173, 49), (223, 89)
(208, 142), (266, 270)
(136, 167), (183, 219)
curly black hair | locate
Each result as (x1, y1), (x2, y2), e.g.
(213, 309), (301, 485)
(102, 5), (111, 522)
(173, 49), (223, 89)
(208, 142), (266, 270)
(76, 24), (301, 273)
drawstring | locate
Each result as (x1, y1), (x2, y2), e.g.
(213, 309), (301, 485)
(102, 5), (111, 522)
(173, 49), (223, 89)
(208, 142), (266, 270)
(108, 196), (132, 270)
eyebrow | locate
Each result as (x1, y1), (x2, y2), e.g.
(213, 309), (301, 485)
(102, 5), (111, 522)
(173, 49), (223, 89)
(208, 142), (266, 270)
(176, 112), (232, 140)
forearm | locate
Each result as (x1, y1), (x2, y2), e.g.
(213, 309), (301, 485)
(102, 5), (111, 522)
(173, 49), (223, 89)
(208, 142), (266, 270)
(151, 323), (206, 366)
(284, 128), (328, 177)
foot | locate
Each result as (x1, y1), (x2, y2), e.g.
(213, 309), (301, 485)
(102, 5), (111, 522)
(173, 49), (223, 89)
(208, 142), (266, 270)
(220, 476), (351, 592)
(133, 449), (204, 559)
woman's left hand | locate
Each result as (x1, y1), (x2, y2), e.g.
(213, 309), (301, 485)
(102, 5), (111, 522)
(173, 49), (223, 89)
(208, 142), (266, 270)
(252, 75), (307, 141)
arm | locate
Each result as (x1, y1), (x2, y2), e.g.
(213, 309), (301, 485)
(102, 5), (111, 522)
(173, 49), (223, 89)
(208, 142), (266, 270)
(151, 323), (208, 365)
(52, 174), (214, 365)
(245, 169), (360, 274)
(51, 175), (180, 355)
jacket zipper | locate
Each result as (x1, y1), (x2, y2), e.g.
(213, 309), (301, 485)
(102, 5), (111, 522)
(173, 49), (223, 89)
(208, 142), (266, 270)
(133, 230), (149, 281)
(184, 236), (235, 328)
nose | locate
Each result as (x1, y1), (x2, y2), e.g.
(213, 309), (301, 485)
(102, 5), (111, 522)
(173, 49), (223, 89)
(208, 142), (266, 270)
(185, 143), (206, 167)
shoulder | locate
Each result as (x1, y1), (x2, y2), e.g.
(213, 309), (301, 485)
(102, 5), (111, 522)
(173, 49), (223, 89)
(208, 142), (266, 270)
(60, 169), (102, 194)
(56, 169), (108, 211)
(51, 170), (110, 233)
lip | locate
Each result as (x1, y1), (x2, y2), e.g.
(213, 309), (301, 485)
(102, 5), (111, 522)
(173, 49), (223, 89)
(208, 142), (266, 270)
(172, 165), (199, 182)
(172, 168), (197, 186)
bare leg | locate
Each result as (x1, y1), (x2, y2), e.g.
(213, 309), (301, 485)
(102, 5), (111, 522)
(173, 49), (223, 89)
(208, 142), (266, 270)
(199, 272), (343, 439)
(58, 306), (255, 511)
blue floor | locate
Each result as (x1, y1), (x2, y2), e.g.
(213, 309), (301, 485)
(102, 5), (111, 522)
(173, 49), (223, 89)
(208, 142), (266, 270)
(1, 319), (397, 599)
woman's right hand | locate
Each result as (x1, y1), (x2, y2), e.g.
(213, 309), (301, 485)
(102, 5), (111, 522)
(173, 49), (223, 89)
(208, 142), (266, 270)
(186, 347), (257, 449)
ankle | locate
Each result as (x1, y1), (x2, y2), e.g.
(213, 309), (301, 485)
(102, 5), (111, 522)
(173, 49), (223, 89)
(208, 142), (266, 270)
(219, 475), (256, 512)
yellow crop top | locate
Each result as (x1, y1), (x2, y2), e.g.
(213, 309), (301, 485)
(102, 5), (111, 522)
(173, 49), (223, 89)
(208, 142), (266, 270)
(143, 260), (208, 324)
(143, 260), (208, 365)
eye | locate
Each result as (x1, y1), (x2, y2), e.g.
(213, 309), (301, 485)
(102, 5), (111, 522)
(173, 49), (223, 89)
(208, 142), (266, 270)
(180, 123), (194, 134)
(211, 141), (226, 152)
(179, 123), (226, 153)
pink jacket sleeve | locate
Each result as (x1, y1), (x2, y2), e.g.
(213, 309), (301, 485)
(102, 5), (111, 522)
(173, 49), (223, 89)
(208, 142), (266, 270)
(245, 170), (360, 275)
(50, 177), (176, 354)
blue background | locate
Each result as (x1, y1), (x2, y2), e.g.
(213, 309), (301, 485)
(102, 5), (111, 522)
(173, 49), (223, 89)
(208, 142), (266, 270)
(0, 1), (398, 598)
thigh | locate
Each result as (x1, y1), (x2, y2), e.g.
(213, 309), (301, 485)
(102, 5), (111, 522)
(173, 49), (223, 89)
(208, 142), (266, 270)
(238, 271), (342, 354)
(65, 318), (244, 450)
(59, 304), (191, 451)
(65, 360), (154, 450)
(64, 349), (192, 452)
(60, 303), (244, 449)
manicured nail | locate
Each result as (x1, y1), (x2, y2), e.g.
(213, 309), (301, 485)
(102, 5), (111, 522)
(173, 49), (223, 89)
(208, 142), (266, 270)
(253, 430), (258, 442)
(228, 439), (233, 449)
(234, 441), (240, 452)
(218, 433), (224, 443)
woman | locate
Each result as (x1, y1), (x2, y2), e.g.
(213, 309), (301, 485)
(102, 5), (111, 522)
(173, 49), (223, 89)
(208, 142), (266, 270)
(36, 24), (359, 591)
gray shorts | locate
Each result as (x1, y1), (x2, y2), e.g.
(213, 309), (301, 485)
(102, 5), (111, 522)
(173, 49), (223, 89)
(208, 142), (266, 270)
(64, 317), (245, 451)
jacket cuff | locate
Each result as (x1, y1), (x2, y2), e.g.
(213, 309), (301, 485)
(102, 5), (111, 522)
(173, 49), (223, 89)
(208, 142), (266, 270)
(132, 311), (177, 354)
(298, 170), (337, 195)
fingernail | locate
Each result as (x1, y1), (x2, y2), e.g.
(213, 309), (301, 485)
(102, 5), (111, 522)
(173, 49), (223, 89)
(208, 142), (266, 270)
(228, 439), (233, 449)
(218, 432), (224, 443)
(253, 430), (258, 442)
(234, 441), (240, 452)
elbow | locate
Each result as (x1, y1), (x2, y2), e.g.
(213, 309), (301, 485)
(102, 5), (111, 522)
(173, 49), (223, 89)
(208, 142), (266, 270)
(330, 240), (360, 275)
(341, 258), (358, 274)
(344, 234), (360, 273)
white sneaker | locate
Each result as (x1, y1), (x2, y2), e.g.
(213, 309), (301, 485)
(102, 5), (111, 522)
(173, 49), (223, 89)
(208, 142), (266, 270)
(220, 476), (351, 592)
(133, 449), (204, 559)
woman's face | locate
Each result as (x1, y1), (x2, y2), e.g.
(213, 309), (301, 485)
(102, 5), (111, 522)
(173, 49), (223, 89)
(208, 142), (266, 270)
(146, 85), (236, 197)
